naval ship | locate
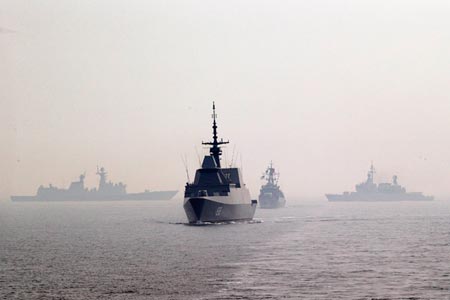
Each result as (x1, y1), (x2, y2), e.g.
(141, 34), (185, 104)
(259, 162), (286, 208)
(183, 102), (257, 223)
(11, 167), (178, 201)
(326, 163), (433, 202)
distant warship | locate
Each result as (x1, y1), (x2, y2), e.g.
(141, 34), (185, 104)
(326, 163), (433, 202)
(183, 102), (257, 223)
(259, 162), (286, 208)
(11, 167), (178, 201)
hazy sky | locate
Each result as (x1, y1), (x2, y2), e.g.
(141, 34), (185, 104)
(2, 0), (450, 199)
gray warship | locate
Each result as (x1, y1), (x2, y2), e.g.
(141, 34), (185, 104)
(259, 162), (286, 208)
(11, 167), (178, 201)
(183, 102), (257, 223)
(326, 163), (433, 202)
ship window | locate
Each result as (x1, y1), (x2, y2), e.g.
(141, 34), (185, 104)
(198, 190), (207, 197)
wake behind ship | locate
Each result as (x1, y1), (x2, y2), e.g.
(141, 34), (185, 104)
(183, 102), (257, 223)
(11, 167), (178, 201)
(259, 162), (286, 208)
(326, 163), (433, 202)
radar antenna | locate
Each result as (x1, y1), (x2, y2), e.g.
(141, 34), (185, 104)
(202, 102), (229, 167)
(230, 144), (236, 167)
(181, 154), (191, 183)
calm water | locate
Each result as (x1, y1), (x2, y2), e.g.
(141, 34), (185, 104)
(1, 199), (450, 299)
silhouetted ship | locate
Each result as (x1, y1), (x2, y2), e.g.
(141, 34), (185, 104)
(183, 102), (257, 223)
(259, 162), (286, 208)
(11, 167), (178, 201)
(326, 163), (433, 202)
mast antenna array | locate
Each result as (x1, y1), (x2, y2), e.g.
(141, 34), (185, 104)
(202, 101), (229, 167)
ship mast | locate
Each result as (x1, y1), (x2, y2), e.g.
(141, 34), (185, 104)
(367, 162), (375, 184)
(96, 166), (107, 191)
(268, 161), (274, 185)
(262, 161), (278, 186)
(202, 102), (229, 168)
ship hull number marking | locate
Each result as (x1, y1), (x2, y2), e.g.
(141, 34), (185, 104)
(215, 206), (223, 216)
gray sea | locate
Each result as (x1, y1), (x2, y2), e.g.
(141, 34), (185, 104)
(1, 198), (450, 300)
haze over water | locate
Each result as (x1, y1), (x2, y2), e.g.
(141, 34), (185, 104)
(1, 199), (450, 299)
(2, 0), (450, 199)
(2, 1), (450, 299)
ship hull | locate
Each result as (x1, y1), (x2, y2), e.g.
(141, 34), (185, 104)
(326, 193), (434, 202)
(11, 191), (178, 202)
(259, 196), (286, 209)
(183, 197), (257, 223)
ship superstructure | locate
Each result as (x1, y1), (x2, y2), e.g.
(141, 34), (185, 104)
(183, 102), (257, 223)
(259, 162), (286, 208)
(326, 163), (433, 201)
(11, 167), (177, 201)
